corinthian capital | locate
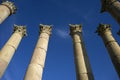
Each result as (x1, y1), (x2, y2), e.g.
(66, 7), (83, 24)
(101, 0), (118, 12)
(1, 1), (17, 14)
(69, 24), (82, 35)
(96, 24), (111, 35)
(39, 24), (52, 35)
(13, 24), (27, 37)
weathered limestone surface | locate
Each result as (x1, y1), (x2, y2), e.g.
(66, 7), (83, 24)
(70, 24), (94, 80)
(101, 0), (120, 24)
(24, 24), (52, 80)
(0, 1), (16, 24)
(96, 24), (120, 77)
(0, 25), (26, 78)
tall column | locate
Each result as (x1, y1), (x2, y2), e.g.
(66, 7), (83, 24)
(0, 25), (27, 78)
(24, 24), (52, 80)
(69, 24), (94, 80)
(0, 1), (17, 24)
(96, 24), (120, 77)
(101, 0), (120, 24)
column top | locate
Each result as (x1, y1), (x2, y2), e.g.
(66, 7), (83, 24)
(96, 24), (111, 35)
(39, 24), (52, 35)
(69, 24), (82, 35)
(101, 0), (117, 12)
(1, 1), (17, 14)
(13, 24), (27, 37)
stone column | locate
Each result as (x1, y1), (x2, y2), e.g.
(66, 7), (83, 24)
(96, 24), (120, 77)
(0, 25), (27, 78)
(0, 1), (16, 24)
(69, 24), (94, 80)
(24, 24), (52, 80)
(101, 0), (120, 24)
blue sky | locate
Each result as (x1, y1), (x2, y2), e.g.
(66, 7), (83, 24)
(0, 0), (120, 80)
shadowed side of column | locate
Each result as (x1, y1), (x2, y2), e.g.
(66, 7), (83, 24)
(96, 24), (120, 77)
(101, 0), (120, 24)
(69, 24), (94, 80)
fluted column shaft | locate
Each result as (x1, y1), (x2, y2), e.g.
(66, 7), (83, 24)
(101, 0), (120, 24)
(96, 24), (120, 77)
(24, 24), (52, 80)
(0, 25), (26, 78)
(70, 24), (94, 80)
(0, 1), (16, 24)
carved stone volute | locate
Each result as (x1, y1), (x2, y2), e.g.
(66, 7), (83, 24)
(69, 24), (82, 35)
(13, 24), (27, 37)
(39, 24), (52, 35)
(1, 1), (17, 14)
(96, 24), (111, 35)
